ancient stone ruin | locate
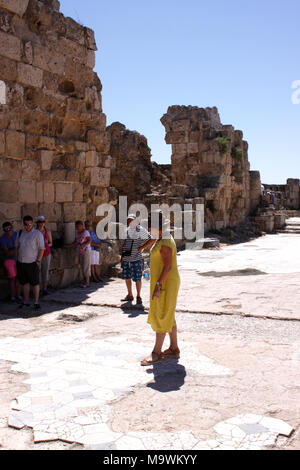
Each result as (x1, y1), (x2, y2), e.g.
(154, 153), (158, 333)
(0, 0), (299, 292)
(0, 0), (118, 290)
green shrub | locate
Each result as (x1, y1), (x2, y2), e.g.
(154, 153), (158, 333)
(231, 147), (243, 160)
(216, 137), (229, 154)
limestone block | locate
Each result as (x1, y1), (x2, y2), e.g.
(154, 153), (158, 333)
(171, 153), (186, 164)
(0, 157), (22, 181)
(57, 37), (88, 67)
(90, 167), (110, 187)
(85, 27), (97, 50)
(85, 150), (99, 167)
(0, 0), (29, 16)
(39, 136), (56, 150)
(74, 141), (89, 152)
(21, 202), (38, 219)
(41, 169), (67, 181)
(5, 130), (25, 158)
(171, 119), (190, 132)
(21, 159), (40, 180)
(73, 182), (83, 202)
(86, 129), (110, 154)
(0, 181), (19, 202)
(38, 203), (62, 222)
(75, 151), (86, 170)
(18, 62), (43, 88)
(55, 182), (73, 202)
(63, 202), (86, 223)
(0, 30), (21, 61)
(165, 131), (187, 144)
(86, 49), (95, 69)
(174, 143), (187, 154)
(43, 181), (55, 203)
(19, 180), (36, 203)
(101, 155), (113, 168)
(36, 181), (43, 202)
(187, 142), (199, 154)
(64, 16), (85, 45)
(0, 57), (17, 84)
(39, 150), (53, 170)
(0, 202), (21, 219)
(65, 170), (80, 182)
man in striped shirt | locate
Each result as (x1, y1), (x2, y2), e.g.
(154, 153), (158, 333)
(121, 214), (152, 305)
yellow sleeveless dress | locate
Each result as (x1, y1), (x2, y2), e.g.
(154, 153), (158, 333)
(147, 236), (181, 333)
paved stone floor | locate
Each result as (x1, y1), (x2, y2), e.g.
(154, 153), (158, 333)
(0, 221), (299, 450)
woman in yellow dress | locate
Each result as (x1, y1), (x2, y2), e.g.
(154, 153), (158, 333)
(140, 212), (181, 366)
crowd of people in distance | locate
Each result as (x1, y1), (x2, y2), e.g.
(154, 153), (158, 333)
(0, 216), (103, 309)
(260, 184), (283, 209)
(0, 211), (181, 366)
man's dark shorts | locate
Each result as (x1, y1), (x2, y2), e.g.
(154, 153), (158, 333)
(122, 260), (143, 283)
(17, 262), (40, 286)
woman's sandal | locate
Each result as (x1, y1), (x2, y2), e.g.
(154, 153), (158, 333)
(141, 351), (164, 366)
(162, 347), (180, 358)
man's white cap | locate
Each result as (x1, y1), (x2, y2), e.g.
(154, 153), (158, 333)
(127, 214), (136, 220)
(37, 215), (46, 222)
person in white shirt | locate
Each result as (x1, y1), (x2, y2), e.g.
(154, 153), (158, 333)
(16, 215), (45, 310)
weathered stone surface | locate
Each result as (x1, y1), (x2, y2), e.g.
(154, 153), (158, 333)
(0, 0), (117, 289)
(5, 130), (25, 158)
(18, 62), (43, 87)
(55, 182), (73, 203)
(0, 0), (29, 17)
(160, 105), (258, 231)
(0, 30), (21, 61)
(39, 149), (53, 170)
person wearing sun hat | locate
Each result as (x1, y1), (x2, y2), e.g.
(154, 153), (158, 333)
(120, 214), (152, 305)
(36, 216), (52, 296)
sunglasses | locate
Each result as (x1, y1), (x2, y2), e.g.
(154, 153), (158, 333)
(24, 222), (33, 227)
(4, 227), (12, 232)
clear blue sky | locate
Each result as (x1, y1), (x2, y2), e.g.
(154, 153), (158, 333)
(60, 0), (300, 184)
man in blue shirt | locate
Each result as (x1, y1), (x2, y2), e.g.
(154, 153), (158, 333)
(0, 222), (21, 302)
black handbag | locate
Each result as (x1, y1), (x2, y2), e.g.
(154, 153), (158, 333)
(122, 240), (134, 257)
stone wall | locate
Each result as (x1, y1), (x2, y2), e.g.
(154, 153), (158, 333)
(0, 0), (120, 292)
(161, 105), (261, 232)
(0, 0), (113, 236)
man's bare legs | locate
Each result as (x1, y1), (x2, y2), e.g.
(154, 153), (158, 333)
(22, 283), (30, 304)
(125, 279), (133, 297)
(136, 281), (142, 298)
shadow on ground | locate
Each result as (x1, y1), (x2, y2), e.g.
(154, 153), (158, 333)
(0, 278), (115, 321)
(198, 268), (267, 277)
(146, 358), (186, 393)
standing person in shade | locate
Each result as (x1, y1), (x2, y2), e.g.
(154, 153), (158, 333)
(85, 220), (103, 283)
(0, 222), (22, 303)
(16, 215), (45, 310)
(36, 216), (52, 296)
(140, 212), (181, 366)
(121, 214), (152, 305)
(66, 221), (91, 288)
